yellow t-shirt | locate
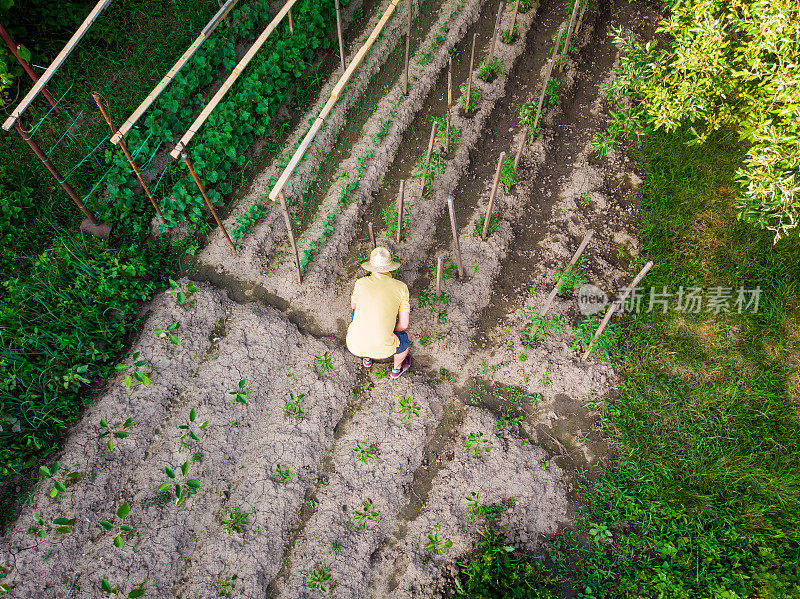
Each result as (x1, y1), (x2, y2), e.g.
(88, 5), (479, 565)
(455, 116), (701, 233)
(346, 272), (410, 360)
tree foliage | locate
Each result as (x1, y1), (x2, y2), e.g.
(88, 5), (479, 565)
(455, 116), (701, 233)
(611, 0), (800, 242)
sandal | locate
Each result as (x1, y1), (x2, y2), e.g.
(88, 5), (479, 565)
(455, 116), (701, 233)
(390, 355), (411, 379)
(362, 357), (372, 368)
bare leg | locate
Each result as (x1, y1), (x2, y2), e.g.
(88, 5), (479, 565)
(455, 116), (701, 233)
(393, 347), (409, 370)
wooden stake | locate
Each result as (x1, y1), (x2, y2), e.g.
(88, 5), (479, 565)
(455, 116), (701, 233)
(465, 33), (477, 112)
(489, 1), (505, 62)
(181, 148), (235, 250)
(216, 0), (231, 26)
(513, 24), (562, 170)
(445, 57), (452, 151)
(92, 92), (163, 219)
(436, 255), (444, 294)
(288, 8), (294, 35)
(559, 0), (581, 72)
(540, 229), (594, 316)
(3, 0), (113, 131)
(396, 180), (405, 242)
(335, 0), (346, 72)
(368, 222), (376, 249)
(421, 120), (438, 196)
(582, 261), (653, 360)
(14, 121), (107, 233)
(447, 195), (464, 279)
(0, 24), (60, 111)
(575, 0), (588, 36)
(403, 0), (412, 95)
(277, 191), (302, 284)
(508, 0), (520, 39)
(482, 151), (505, 239)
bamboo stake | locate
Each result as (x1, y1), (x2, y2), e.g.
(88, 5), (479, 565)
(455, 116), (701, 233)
(335, 0), (346, 72)
(582, 261), (653, 360)
(403, 0), (412, 94)
(269, 0), (401, 201)
(0, 24), (59, 111)
(14, 121), (105, 230)
(171, 0), (302, 158)
(181, 148), (235, 250)
(559, 0), (581, 72)
(488, 1), (505, 62)
(111, 0), (239, 144)
(396, 180), (405, 242)
(216, 0), (231, 26)
(436, 255), (444, 294)
(445, 57), (452, 151)
(513, 24), (563, 170)
(447, 196), (464, 279)
(508, 0), (520, 40)
(482, 151), (505, 239)
(540, 229), (594, 316)
(3, 0), (113, 131)
(421, 120), (438, 196)
(575, 0), (588, 36)
(92, 92), (163, 219)
(368, 222), (376, 249)
(465, 33), (477, 112)
(278, 191), (302, 284)
(288, 8), (294, 35)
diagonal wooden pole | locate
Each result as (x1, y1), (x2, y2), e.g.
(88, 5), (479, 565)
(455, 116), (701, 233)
(488, 1), (505, 62)
(540, 229), (594, 316)
(559, 0), (581, 72)
(368, 222), (376, 249)
(278, 191), (302, 283)
(465, 33), (477, 112)
(508, 0), (520, 40)
(421, 120), (438, 196)
(445, 57), (453, 151)
(482, 151), (505, 239)
(436, 255), (444, 294)
(447, 195), (464, 279)
(403, 0), (412, 94)
(396, 180), (405, 242)
(180, 148), (235, 250)
(92, 92), (163, 219)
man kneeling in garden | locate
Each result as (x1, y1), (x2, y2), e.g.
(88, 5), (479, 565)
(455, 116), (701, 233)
(346, 247), (412, 379)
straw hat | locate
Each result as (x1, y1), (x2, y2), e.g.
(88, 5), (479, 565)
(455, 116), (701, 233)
(361, 247), (401, 273)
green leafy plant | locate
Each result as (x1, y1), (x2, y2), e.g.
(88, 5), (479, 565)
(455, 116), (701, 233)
(28, 511), (75, 537)
(353, 442), (377, 463)
(571, 315), (621, 360)
(460, 82), (482, 111)
(354, 499), (381, 530)
(166, 278), (199, 308)
(500, 155), (518, 192)
(100, 579), (145, 598)
(375, 367), (389, 380)
(217, 573), (238, 597)
(418, 329), (432, 347)
(283, 392), (306, 417)
(501, 25), (520, 44)
(496, 410), (523, 432)
(307, 563), (336, 592)
(551, 256), (588, 295)
(477, 56), (506, 82)
(474, 213), (502, 237)
(229, 379), (250, 404)
(426, 260), (457, 283)
(329, 540), (342, 554)
(465, 432), (492, 455)
(545, 76), (565, 107)
(98, 502), (134, 548)
(397, 397), (421, 420)
(522, 307), (568, 345)
(154, 322), (181, 346)
(115, 351), (152, 389)
(98, 417), (134, 451)
(372, 118), (393, 145)
(466, 491), (482, 520)
(158, 461), (201, 506)
(426, 526), (454, 555)
(273, 463), (292, 482)
(381, 195), (413, 238)
(315, 351), (334, 372)
(588, 522), (612, 544)
(539, 459), (549, 470)
(520, 0), (536, 12)
(38, 461), (81, 500)
(178, 408), (209, 449)
(221, 508), (250, 534)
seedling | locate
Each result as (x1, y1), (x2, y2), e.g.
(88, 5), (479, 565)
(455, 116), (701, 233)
(551, 256), (588, 295)
(217, 573), (238, 597)
(229, 379), (250, 404)
(178, 408), (209, 448)
(283, 392), (306, 417)
(100, 579), (145, 598)
(38, 461), (81, 500)
(477, 56), (506, 81)
(166, 278), (199, 308)
(545, 76), (565, 107)
(273, 463), (292, 482)
(154, 322), (181, 345)
(540, 363), (551, 387)
(522, 307), (567, 345)
(460, 82), (482, 111)
(222, 510), (250, 537)
(465, 432), (492, 455)
(588, 522), (612, 543)
(315, 351), (334, 372)
(375, 367), (389, 380)
(354, 499), (381, 530)
(28, 511), (75, 537)
(496, 410), (523, 431)
(352, 442), (377, 463)
(465, 491), (482, 520)
(98, 417), (134, 450)
(307, 563), (336, 592)
(397, 397), (421, 420)
(580, 192), (592, 207)
(115, 351), (151, 388)
(572, 316), (622, 360)
(474, 214), (501, 237)
(501, 25), (519, 43)
(539, 459), (549, 470)
(158, 461), (201, 506)
(470, 497), (517, 520)
(329, 540), (342, 555)
(426, 526), (453, 555)
(98, 502), (134, 548)
(500, 155), (518, 192)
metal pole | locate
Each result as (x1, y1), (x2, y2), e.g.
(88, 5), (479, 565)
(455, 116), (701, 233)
(335, 0), (346, 72)
(447, 196), (464, 279)
(368, 222), (376, 249)
(181, 148), (235, 250)
(465, 33), (477, 112)
(0, 24), (59, 111)
(92, 93), (163, 219)
(582, 261), (653, 360)
(540, 229), (594, 316)
(14, 121), (105, 230)
(489, 1), (505, 62)
(396, 180), (405, 243)
(278, 191), (302, 284)
(436, 255), (444, 294)
(421, 120), (438, 196)
(403, 0), (412, 94)
(482, 151), (505, 239)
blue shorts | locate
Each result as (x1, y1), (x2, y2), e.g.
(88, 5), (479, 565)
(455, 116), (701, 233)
(351, 311), (410, 355)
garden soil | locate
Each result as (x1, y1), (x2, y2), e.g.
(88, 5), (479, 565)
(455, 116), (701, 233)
(0, 0), (664, 596)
